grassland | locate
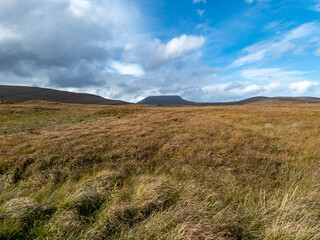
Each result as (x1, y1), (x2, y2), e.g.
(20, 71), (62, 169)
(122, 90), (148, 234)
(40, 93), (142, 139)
(0, 101), (319, 239)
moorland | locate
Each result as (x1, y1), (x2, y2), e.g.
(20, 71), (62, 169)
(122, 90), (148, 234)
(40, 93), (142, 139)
(0, 101), (319, 239)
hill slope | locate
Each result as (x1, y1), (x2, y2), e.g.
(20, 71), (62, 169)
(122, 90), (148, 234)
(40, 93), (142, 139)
(198, 96), (320, 106)
(239, 96), (320, 105)
(138, 95), (320, 106)
(0, 102), (319, 239)
(0, 85), (128, 105)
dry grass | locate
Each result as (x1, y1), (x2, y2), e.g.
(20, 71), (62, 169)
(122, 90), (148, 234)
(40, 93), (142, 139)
(0, 101), (319, 239)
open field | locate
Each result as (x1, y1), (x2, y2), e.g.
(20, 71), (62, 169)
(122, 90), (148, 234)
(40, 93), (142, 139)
(0, 101), (319, 239)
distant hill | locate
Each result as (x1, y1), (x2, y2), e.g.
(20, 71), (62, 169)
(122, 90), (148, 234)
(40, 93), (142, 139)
(2, 86), (319, 106)
(138, 95), (320, 106)
(0, 85), (128, 105)
(137, 95), (195, 105)
(235, 96), (320, 105)
(236, 96), (320, 105)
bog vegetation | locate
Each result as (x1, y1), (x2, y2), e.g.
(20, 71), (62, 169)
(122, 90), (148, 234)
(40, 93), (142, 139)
(0, 101), (319, 239)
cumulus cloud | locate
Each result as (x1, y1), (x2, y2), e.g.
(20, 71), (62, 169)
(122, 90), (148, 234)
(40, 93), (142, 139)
(202, 83), (263, 101)
(0, 0), (211, 102)
(289, 81), (320, 95)
(164, 35), (205, 60)
(110, 61), (144, 77)
(218, 67), (320, 98)
(201, 77), (320, 102)
(123, 35), (205, 70)
(47, 61), (107, 88)
(0, 0), (319, 102)
(200, 67), (319, 101)
(0, 0), (143, 88)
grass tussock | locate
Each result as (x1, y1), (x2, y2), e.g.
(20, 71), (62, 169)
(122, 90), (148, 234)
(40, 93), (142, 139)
(0, 102), (319, 239)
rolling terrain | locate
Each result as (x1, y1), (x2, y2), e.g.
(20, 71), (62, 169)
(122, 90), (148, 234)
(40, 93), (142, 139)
(0, 85), (128, 105)
(2, 85), (320, 106)
(0, 101), (319, 239)
(138, 95), (320, 106)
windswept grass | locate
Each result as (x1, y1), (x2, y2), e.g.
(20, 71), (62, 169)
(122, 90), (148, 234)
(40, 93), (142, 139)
(0, 102), (319, 239)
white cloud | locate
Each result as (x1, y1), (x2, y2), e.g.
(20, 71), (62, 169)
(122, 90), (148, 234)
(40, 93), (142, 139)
(312, 1), (320, 12)
(201, 71), (320, 101)
(231, 22), (320, 67)
(201, 79), (320, 102)
(110, 61), (144, 77)
(314, 47), (320, 56)
(232, 50), (267, 67)
(0, 0), (145, 88)
(202, 82), (263, 100)
(263, 21), (280, 31)
(1, 0), (319, 102)
(238, 84), (261, 94)
(0, 25), (21, 42)
(271, 41), (295, 57)
(197, 9), (205, 17)
(289, 81), (320, 95)
(69, 0), (91, 17)
(264, 82), (282, 92)
(245, 0), (271, 4)
(193, 0), (206, 4)
(240, 68), (306, 82)
(123, 34), (205, 70)
(163, 35), (205, 60)
(284, 22), (318, 41)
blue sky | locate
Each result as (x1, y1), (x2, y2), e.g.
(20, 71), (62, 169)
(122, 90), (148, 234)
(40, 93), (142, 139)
(0, 0), (320, 102)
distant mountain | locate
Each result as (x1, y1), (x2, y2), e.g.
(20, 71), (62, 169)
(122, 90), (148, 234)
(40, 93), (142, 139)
(272, 97), (320, 104)
(0, 85), (128, 105)
(138, 95), (320, 106)
(2, 86), (319, 106)
(137, 95), (195, 105)
(199, 96), (320, 105)
(237, 96), (320, 105)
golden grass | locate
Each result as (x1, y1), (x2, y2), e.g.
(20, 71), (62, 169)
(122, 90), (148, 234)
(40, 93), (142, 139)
(0, 101), (319, 239)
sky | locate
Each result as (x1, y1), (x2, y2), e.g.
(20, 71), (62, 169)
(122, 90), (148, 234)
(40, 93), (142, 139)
(0, 0), (320, 102)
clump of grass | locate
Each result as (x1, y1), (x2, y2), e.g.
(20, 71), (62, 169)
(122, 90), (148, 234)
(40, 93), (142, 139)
(38, 210), (85, 240)
(0, 197), (55, 239)
(12, 158), (34, 183)
(60, 171), (121, 217)
(84, 175), (180, 239)
(0, 160), (8, 174)
(90, 107), (142, 118)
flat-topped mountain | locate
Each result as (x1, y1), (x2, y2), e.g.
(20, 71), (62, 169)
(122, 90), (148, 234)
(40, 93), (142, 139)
(0, 85), (128, 105)
(137, 95), (195, 105)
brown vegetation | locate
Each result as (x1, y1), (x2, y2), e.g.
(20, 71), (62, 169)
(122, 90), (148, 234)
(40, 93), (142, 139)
(0, 101), (319, 239)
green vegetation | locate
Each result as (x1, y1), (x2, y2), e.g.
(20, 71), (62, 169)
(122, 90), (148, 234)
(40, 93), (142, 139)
(0, 101), (319, 239)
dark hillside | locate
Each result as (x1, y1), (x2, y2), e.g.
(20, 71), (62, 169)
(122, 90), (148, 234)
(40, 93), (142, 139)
(0, 85), (128, 105)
